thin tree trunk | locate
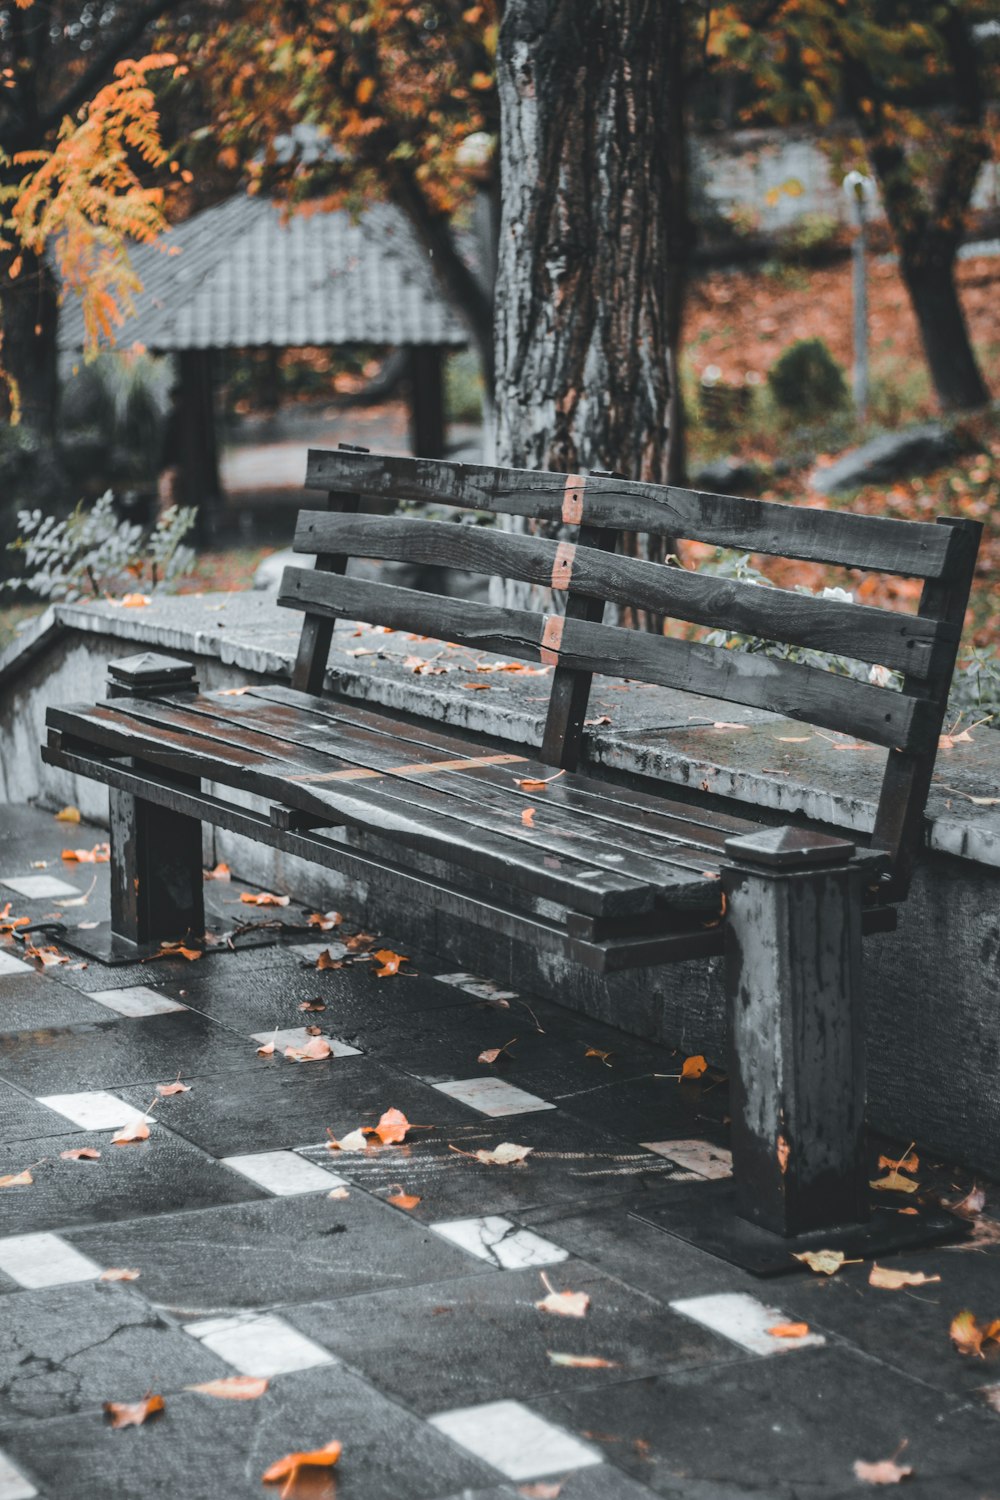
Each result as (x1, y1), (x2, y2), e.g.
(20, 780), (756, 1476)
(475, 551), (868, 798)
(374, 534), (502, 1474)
(898, 240), (989, 414)
(495, 1), (679, 577)
(0, 246), (59, 436)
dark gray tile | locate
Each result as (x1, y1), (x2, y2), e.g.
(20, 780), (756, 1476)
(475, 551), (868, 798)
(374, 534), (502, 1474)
(67, 1192), (494, 1318)
(533, 1349), (1000, 1499)
(0, 1079), (73, 1146)
(0, 1010), (263, 1094)
(284, 1263), (740, 1416)
(555, 1072), (729, 1149)
(298, 1110), (685, 1224)
(0, 1281), (230, 1426)
(0, 969), (111, 1028)
(120, 1056), (475, 1157)
(1, 1364), (495, 1500)
(0, 1128), (265, 1235)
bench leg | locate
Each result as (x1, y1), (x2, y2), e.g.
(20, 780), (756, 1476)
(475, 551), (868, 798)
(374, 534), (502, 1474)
(109, 786), (205, 948)
(722, 826), (867, 1237)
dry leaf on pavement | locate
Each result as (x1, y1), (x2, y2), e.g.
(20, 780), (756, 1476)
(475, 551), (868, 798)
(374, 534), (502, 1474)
(307, 911), (342, 930)
(869, 1170), (919, 1195)
(262, 1440), (342, 1486)
(373, 948), (408, 977)
(111, 1119), (150, 1146)
(868, 1265), (940, 1290)
(386, 1188), (421, 1210)
(240, 891), (289, 907)
(285, 1037), (333, 1062)
(767, 1322), (811, 1339)
(371, 1107), (410, 1144)
(104, 1394), (164, 1429)
(536, 1272), (590, 1318)
(187, 1376), (268, 1400)
(950, 1309), (1000, 1357)
(203, 862), (231, 881)
(793, 1249), (849, 1276)
(157, 1080), (191, 1097)
(475, 1142), (533, 1167)
(853, 1456), (914, 1485)
(681, 1054), (708, 1080)
(100, 1268), (140, 1282)
(546, 1352), (619, 1369)
(61, 843), (110, 863)
(61, 1147), (100, 1161)
(55, 805), (81, 823)
(327, 1128), (371, 1153)
(0, 1169), (33, 1187)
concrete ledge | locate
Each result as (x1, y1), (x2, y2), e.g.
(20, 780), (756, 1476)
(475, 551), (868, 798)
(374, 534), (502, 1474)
(3, 592), (1000, 1177)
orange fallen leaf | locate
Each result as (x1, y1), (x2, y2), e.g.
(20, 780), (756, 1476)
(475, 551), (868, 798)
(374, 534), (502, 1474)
(104, 1393), (164, 1428)
(386, 1188), (421, 1210)
(479, 1037), (517, 1065)
(186, 1375), (268, 1400)
(372, 948), (408, 977)
(215, 686), (251, 696)
(55, 805), (81, 823)
(546, 1351), (620, 1369)
(61, 843), (110, 863)
(328, 1128), (370, 1152)
(585, 1046), (613, 1066)
(870, 1170), (919, 1195)
(767, 1322), (811, 1339)
(155, 942), (202, 962)
(328, 1186), (350, 1200)
(315, 949), (342, 970)
(514, 770), (565, 792)
(853, 1456), (914, 1486)
(868, 1264), (940, 1291)
(307, 911), (342, 931)
(112, 1119), (150, 1146)
(0, 904), (30, 935)
(299, 1000), (326, 1012)
(950, 1309), (1000, 1358)
(203, 862), (231, 881)
(878, 1148), (919, 1175)
(680, 1054), (708, 1080)
(0, 1169), (33, 1187)
(157, 1080), (191, 1097)
(100, 1268), (140, 1282)
(951, 1185), (985, 1217)
(777, 736), (811, 743)
(256, 1039), (276, 1057)
(285, 1036), (333, 1062)
(939, 728), (974, 750)
(344, 931), (376, 952)
(60, 1147), (101, 1161)
(25, 943), (69, 967)
(262, 1441), (342, 1485)
(519, 1485), (564, 1500)
(521, 806), (537, 827)
(462, 681), (491, 690)
(120, 593), (151, 608)
(475, 1142), (533, 1167)
(371, 1107), (410, 1145)
(793, 1249), (849, 1276)
(536, 1273), (590, 1318)
(240, 891), (289, 907)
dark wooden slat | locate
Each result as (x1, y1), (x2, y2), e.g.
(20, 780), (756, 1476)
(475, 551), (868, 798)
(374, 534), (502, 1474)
(291, 442), (367, 694)
(304, 448), (954, 579)
(278, 567), (935, 752)
(47, 703), (654, 918)
(542, 510), (617, 770)
(149, 691), (726, 889)
(293, 512), (947, 678)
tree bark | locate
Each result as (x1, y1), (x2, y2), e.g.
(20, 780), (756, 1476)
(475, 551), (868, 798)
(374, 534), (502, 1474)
(0, 246), (59, 437)
(898, 237), (989, 413)
(494, 0), (682, 614)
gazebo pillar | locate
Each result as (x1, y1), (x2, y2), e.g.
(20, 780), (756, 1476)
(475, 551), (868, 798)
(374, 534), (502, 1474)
(178, 349), (223, 541)
(408, 344), (446, 458)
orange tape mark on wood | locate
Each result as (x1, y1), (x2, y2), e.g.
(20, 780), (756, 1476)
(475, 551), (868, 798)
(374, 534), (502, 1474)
(539, 614), (566, 666)
(551, 541), (576, 592)
(287, 752), (527, 784)
(561, 475), (586, 525)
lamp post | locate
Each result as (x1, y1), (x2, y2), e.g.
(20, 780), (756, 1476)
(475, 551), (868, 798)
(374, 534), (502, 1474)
(842, 171), (876, 425)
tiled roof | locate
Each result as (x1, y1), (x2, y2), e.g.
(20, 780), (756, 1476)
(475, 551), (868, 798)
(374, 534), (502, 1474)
(58, 196), (469, 352)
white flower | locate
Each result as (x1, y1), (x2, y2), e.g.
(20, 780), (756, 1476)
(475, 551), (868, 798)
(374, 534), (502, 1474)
(869, 663), (893, 688)
(821, 586), (854, 604)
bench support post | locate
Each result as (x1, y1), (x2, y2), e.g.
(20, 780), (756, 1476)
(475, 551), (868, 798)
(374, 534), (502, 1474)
(722, 825), (866, 1238)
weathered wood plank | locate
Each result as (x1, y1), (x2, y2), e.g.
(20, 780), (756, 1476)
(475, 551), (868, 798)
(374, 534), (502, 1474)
(304, 448), (954, 578)
(294, 512), (948, 677)
(278, 567), (934, 751)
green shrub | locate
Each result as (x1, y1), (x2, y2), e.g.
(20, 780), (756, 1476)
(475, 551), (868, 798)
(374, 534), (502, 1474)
(767, 338), (848, 417)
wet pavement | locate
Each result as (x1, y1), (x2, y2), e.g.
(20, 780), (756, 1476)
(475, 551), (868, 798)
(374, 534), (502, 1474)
(1, 802), (999, 1500)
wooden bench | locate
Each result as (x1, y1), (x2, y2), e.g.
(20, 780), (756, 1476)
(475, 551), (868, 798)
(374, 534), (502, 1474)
(42, 443), (980, 1257)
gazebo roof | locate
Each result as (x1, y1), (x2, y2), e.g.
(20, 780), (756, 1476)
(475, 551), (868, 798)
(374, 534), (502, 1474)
(58, 196), (470, 353)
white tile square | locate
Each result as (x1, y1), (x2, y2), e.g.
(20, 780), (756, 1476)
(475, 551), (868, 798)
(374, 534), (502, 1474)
(435, 972), (519, 1002)
(431, 1216), (568, 1270)
(670, 1292), (826, 1355)
(183, 1312), (334, 1377)
(89, 985), (187, 1018)
(250, 1027), (360, 1056)
(1, 874), (82, 900)
(221, 1151), (348, 1196)
(36, 1091), (154, 1132)
(429, 1399), (601, 1480)
(432, 1076), (554, 1118)
(641, 1139), (733, 1180)
(0, 1232), (102, 1290)
(0, 1449), (37, 1500)
(0, 951), (32, 977)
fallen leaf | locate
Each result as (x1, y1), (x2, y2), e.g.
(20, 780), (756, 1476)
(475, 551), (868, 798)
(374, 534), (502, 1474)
(584, 715), (611, 726)
(371, 1107), (410, 1145)
(767, 1322), (811, 1339)
(262, 1441), (342, 1485)
(25, 943), (69, 967)
(215, 686), (251, 696)
(0, 1169), (33, 1187)
(478, 1037), (517, 1065)
(712, 721), (750, 730)
(285, 1036), (333, 1062)
(186, 1375), (268, 1400)
(55, 805), (81, 823)
(869, 1265), (941, 1290)
(536, 1273), (590, 1318)
(475, 1142), (533, 1167)
(203, 862), (231, 882)
(585, 1046), (613, 1066)
(950, 1309), (1000, 1358)
(853, 1457), (914, 1486)
(156, 1080), (191, 1097)
(100, 1268), (140, 1282)
(316, 949), (342, 970)
(680, 1054), (708, 1080)
(307, 911), (342, 930)
(514, 770), (566, 792)
(120, 593), (151, 608)
(793, 1249), (847, 1276)
(344, 931), (376, 952)
(328, 1128), (371, 1153)
(155, 942), (202, 962)
(104, 1393), (164, 1428)
(777, 736), (811, 743)
(299, 1000), (326, 1012)
(951, 1185), (986, 1217)
(61, 843), (110, 863)
(328, 1186), (350, 1199)
(386, 1189), (421, 1210)
(519, 1484), (563, 1499)
(240, 891), (289, 907)
(521, 806), (537, 827)
(372, 948), (408, 977)
(111, 1119), (150, 1146)
(546, 1352), (620, 1369)
(939, 728), (974, 750)
(256, 1039), (276, 1057)
(878, 1146), (919, 1174)
(981, 1386), (1000, 1413)
(60, 1147), (100, 1161)
(462, 681), (491, 690)
(870, 1170), (920, 1195)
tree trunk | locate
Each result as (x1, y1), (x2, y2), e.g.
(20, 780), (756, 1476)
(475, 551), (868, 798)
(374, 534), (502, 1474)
(0, 246), (59, 436)
(494, 0), (681, 613)
(898, 241), (990, 413)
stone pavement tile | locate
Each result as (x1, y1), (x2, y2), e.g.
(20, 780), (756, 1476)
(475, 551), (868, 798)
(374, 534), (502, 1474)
(119, 1055), (474, 1157)
(66, 1191), (493, 1317)
(429, 1399), (602, 1481)
(297, 1111), (685, 1224)
(0, 969), (112, 1028)
(0, 1230), (103, 1289)
(0, 1080), (78, 1147)
(533, 1347), (1000, 1500)
(0, 1010), (264, 1095)
(0, 1127), (266, 1238)
(555, 1073), (729, 1149)
(0, 1364), (496, 1500)
(283, 1262), (742, 1416)
(0, 1282), (231, 1427)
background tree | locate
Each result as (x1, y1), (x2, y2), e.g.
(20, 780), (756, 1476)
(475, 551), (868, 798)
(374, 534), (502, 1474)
(707, 0), (996, 412)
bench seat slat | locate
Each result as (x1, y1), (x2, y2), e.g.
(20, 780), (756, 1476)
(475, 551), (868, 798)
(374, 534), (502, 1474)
(305, 448), (954, 579)
(294, 512), (948, 677)
(278, 568), (934, 753)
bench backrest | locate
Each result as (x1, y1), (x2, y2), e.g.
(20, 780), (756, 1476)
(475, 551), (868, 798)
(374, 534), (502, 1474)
(278, 443), (981, 895)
